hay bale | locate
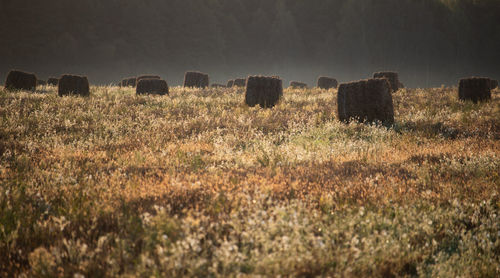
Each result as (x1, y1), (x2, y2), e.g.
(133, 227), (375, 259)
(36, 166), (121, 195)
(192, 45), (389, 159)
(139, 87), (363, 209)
(227, 80), (234, 87)
(136, 79), (169, 95)
(337, 78), (394, 124)
(490, 79), (498, 89)
(37, 80), (47, 86)
(317, 77), (338, 89)
(245, 76), (283, 108)
(121, 77), (136, 87)
(211, 83), (226, 88)
(136, 75), (160, 84)
(458, 77), (491, 103)
(233, 78), (246, 87)
(184, 71), (209, 88)
(47, 77), (59, 86)
(127, 77), (137, 87)
(290, 81), (308, 89)
(373, 71), (400, 92)
(58, 75), (90, 97)
(5, 70), (37, 91)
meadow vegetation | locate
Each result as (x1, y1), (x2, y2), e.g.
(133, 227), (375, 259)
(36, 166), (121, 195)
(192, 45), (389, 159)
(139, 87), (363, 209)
(0, 85), (499, 277)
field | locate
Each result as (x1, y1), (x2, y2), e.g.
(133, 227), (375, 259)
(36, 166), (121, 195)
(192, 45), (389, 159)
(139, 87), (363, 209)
(1, 85), (499, 277)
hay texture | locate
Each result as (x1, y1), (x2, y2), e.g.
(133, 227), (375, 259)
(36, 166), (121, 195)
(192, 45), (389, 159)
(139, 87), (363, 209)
(373, 71), (400, 92)
(245, 76), (283, 108)
(126, 77), (137, 87)
(136, 79), (169, 95)
(211, 83), (226, 88)
(47, 78), (59, 86)
(490, 79), (498, 90)
(5, 70), (37, 91)
(458, 77), (491, 103)
(184, 72), (209, 88)
(337, 78), (394, 124)
(136, 75), (160, 84)
(290, 81), (308, 89)
(58, 75), (90, 97)
(317, 77), (338, 89)
(121, 77), (136, 87)
(233, 78), (246, 87)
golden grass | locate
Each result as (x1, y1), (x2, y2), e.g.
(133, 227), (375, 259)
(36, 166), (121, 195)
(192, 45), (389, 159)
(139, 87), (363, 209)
(0, 85), (499, 276)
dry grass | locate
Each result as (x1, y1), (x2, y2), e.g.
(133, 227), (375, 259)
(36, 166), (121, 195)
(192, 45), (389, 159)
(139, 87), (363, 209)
(1, 85), (499, 277)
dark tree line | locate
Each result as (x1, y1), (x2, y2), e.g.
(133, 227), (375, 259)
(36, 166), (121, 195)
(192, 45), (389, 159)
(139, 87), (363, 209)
(1, 0), (499, 87)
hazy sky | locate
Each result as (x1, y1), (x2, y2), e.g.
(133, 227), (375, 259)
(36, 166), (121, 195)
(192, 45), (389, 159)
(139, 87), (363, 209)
(1, 0), (499, 87)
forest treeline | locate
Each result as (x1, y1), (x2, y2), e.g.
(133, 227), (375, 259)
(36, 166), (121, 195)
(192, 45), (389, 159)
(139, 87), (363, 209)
(1, 0), (499, 87)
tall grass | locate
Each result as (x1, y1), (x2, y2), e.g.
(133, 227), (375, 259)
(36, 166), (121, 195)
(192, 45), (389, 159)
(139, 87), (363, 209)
(0, 85), (498, 276)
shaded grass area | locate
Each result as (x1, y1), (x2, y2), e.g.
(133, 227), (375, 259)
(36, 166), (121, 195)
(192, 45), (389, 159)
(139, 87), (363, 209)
(1, 85), (499, 276)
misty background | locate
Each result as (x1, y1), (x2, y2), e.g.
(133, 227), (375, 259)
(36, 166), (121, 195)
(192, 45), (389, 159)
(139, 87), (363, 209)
(1, 0), (499, 88)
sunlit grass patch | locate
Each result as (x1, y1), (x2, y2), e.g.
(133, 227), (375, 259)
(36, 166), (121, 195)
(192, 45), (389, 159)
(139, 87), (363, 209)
(0, 85), (498, 276)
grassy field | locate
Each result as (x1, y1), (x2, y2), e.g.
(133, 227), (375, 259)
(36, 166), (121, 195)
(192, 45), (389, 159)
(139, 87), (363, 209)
(0, 84), (499, 277)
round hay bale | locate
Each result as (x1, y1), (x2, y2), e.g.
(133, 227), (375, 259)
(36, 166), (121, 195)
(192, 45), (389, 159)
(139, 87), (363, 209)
(458, 77), (491, 103)
(490, 79), (498, 90)
(245, 76), (283, 108)
(5, 70), (37, 91)
(127, 77), (137, 87)
(184, 71), (209, 88)
(47, 77), (59, 86)
(373, 71), (400, 92)
(337, 78), (394, 125)
(37, 80), (47, 86)
(58, 75), (90, 97)
(233, 78), (246, 87)
(136, 75), (160, 84)
(317, 77), (338, 89)
(289, 81), (308, 89)
(121, 77), (136, 87)
(227, 80), (234, 87)
(136, 79), (169, 95)
(211, 83), (226, 88)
